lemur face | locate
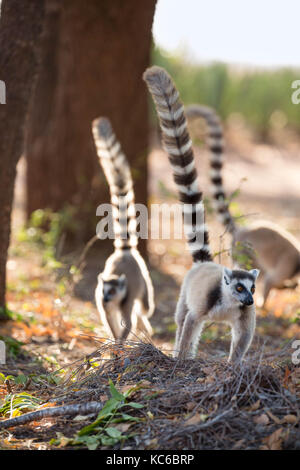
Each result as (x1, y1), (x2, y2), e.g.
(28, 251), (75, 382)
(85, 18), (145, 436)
(101, 274), (127, 304)
(224, 268), (260, 306)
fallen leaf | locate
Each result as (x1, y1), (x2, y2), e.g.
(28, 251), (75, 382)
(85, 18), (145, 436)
(249, 400), (260, 412)
(262, 428), (284, 450)
(38, 402), (56, 409)
(184, 413), (207, 426)
(115, 422), (132, 432)
(232, 439), (245, 449)
(119, 384), (133, 394)
(266, 410), (281, 425)
(202, 367), (215, 375)
(57, 436), (71, 448)
(73, 415), (88, 421)
(139, 380), (152, 388)
(196, 377), (205, 383)
(282, 414), (298, 424)
(254, 413), (269, 425)
(186, 402), (196, 411)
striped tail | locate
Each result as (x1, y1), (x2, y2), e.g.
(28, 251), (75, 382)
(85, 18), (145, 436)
(143, 66), (212, 263)
(92, 117), (137, 250)
(185, 104), (236, 234)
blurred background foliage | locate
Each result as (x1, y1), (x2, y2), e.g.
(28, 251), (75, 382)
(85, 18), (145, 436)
(152, 45), (300, 139)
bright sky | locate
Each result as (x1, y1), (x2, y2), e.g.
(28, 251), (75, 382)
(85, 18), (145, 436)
(153, 0), (300, 68)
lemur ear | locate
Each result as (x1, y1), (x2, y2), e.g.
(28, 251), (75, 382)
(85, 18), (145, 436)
(249, 269), (260, 280)
(223, 267), (232, 285)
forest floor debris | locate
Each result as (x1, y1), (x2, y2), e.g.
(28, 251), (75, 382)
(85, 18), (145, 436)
(0, 341), (299, 450)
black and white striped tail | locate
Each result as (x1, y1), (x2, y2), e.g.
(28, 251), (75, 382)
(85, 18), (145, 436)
(92, 117), (137, 249)
(186, 105), (236, 234)
(143, 66), (212, 263)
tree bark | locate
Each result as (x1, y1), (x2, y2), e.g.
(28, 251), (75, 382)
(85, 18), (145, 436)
(0, 0), (45, 317)
(26, 0), (157, 256)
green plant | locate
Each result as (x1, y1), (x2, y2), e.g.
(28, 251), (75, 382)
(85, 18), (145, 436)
(17, 206), (78, 270)
(0, 335), (24, 359)
(0, 306), (15, 321)
(232, 241), (255, 270)
(290, 312), (300, 324)
(0, 392), (41, 418)
(51, 380), (143, 450)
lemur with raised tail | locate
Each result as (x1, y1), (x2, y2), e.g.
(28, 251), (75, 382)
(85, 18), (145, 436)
(185, 104), (300, 307)
(92, 117), (154, 340)
(144, 67), (259, 363)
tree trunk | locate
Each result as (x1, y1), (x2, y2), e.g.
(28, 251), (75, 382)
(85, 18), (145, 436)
(26, 0), (157, 256)
(0, 0), (45, 317)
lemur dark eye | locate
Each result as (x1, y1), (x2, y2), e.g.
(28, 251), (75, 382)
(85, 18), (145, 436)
(109, 287), (116, 295)
(251, 286), (255, 294)
(236, 285), (244, 293)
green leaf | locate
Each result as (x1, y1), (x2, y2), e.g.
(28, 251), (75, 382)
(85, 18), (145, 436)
(125, 402), (144, 409)
(108, 379), (124, 402)
(121, 413), (140, 422)
(77, 398), (119, 436)
(106, 427), (122, 439)
(98, 398), (120, 417)
(13, 374), (28, 385)
(100, 435), (117, 446)
(0, 392), (41, 417)
(78, 436), (100, 450)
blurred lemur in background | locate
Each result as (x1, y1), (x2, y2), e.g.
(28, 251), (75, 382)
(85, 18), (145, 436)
(92, 117), (154, 340)
(185, 104), (300, 307)
(144, 66), (259, 363)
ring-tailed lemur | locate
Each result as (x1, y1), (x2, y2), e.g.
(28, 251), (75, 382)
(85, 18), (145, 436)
(144, 66), (259, 363)
(185, 104), (300, 307)
(92, 117), (154, 340)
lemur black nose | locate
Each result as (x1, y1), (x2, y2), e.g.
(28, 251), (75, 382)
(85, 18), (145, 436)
(245, 297), (254, 306)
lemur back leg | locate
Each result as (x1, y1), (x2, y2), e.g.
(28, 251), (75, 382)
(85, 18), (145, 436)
(95, 291), (122, 339)
(131, 299), (153, 337)
(119, 298), (135, 341)
(105, 310), (122, 340)
(136, 312), (153, 337)
(142, 285), (154, 319)
(176, 310), (204, 360)
(173, 292), (188, 357)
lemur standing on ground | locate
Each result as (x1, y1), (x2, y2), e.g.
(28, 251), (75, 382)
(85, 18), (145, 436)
(185, 104), (300, 307)
(144, 67), (259, 363)
(92, 117), (154, 340)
